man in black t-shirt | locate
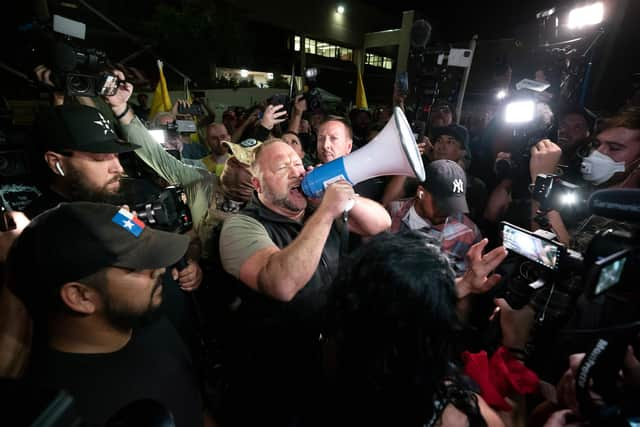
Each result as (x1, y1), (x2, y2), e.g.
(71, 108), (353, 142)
(7, 202), (204, 426)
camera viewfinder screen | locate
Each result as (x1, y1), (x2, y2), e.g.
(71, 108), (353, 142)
(595, 256), (627, 295)
(502, 225), (560, 270)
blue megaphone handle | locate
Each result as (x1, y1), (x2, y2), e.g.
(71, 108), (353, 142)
(301, 157), (353, 198)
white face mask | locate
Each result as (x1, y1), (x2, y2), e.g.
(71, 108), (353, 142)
(580, 150), (626, 185)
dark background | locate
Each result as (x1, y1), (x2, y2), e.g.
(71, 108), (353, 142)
(2, 0), (638, 113)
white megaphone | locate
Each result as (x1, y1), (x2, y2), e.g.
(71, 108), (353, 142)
(301, 106), (426, 198)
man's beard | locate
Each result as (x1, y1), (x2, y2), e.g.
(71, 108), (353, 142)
(100, 279), (163, 332)
(265, 189), (305, 213)
(67, 167), (125, 205)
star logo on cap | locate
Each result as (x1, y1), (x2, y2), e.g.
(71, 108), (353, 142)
(93, 112), (115, 136)
(452, 179), (464, 193)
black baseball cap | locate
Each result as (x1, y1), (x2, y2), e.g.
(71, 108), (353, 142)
(431, 124), (469, 152)
(35, 104), (140, 153)
(8, 202), (189, 313)
(422, 160), (469, 215)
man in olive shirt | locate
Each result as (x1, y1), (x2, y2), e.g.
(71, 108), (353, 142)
(105, 71), (254, 261)
(217, 140), (391, 426)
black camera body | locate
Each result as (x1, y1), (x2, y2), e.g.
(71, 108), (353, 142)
(133, 186), (193, 234)
(51, 41), (118, 97)
(533, 174), (582, 211)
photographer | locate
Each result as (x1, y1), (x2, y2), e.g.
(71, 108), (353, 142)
(105, 70), (256, 262)
(529, 106), (640, 247)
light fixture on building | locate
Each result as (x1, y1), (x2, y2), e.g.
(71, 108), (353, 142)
(336, 5), (345, 14)
(240, 69), (249, 78)
(266, 73), (274, 80)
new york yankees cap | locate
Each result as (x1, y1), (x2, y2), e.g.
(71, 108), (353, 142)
(35, 104), (140, 154)
(422, 159), (469, 215)
(7, 202), (189, 315)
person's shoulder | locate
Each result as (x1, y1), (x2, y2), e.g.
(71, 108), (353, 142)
(221, 213), (266, 234)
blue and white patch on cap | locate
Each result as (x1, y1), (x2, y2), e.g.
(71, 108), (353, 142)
(112, 208), (146, 237)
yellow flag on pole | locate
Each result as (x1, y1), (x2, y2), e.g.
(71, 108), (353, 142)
(355, 68), (368, 109)
(149, 60), (172, 120)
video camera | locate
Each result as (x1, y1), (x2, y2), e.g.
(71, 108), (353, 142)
(494, 85), (556, 188)
(23, 15), (121, 97)
(499, 187), (639, 310)
(133, 186), (193, 234)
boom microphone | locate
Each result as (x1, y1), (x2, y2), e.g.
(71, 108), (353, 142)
(410, 19), (432, 50)
(588, 189), (640, 222)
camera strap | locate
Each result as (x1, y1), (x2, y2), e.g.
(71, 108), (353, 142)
(575, 336), (627, 420)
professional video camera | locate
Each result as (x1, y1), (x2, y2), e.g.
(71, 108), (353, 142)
(22, 15), (121, 97)
(531, 173), (585, 227)
(499, 187), (639, 311)
(133, 186), (193, 234)
(406, 19), (473, 142)
(535, 2), (607, 108)
(494, 84), (556, 187)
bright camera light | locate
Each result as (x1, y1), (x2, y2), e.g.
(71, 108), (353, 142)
(568, 2), (603, 29)
(305, 67), (318, 79)
(560, 192), (578, 205)
(149, 129), (165, 145)
(266, 72), (274, 80)
(239, 69), (249, 78)
(496, 90), (507, 100)
(505, 100), (535, 124)
(337, 5), (345, 14)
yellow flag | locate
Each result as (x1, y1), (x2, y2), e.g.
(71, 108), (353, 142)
(355, 68), (368, 109)
(149, 60), (172, 119)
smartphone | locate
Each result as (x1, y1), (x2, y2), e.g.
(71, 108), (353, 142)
(178, 103), (205, 116)
(501, 222), (564, 271)
(586, 248), (631, 297)
(269, 94), (290, 107)
(396, 71), (409, 95)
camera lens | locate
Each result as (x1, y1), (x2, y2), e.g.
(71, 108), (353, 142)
(68, 75), (91, 94)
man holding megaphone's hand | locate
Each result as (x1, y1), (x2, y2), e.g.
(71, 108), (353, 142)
(217, 138), (391, 426)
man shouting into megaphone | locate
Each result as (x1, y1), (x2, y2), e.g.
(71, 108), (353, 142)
(216, 137), (390, 426)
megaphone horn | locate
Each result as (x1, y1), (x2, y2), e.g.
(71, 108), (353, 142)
(301, 107), (425, 198)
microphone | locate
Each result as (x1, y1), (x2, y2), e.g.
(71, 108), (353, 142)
(410, 19), (432, 50)
(587, 189), (640, 222)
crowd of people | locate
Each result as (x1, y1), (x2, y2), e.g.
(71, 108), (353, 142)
(0, 59), (639, 427)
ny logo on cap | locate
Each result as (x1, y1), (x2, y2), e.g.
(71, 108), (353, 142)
(93, 112), (115, 136)
(452, 179), (464, 194)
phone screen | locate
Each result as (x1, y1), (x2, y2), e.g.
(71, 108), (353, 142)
(396, 71), (409, 95)
(593, 250), (629, 295)
(502, 223), (562, 270)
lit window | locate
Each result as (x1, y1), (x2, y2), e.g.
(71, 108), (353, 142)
(294, 36), (300, 52)
(305, 38), (316, 54)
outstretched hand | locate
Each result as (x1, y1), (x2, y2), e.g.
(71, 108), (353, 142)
(456, 239), (507, 298)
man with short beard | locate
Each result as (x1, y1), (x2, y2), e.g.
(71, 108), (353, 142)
(24, 104), (139, 218)
(7, 202), (204, 427)
(217, 140), (391, 426)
